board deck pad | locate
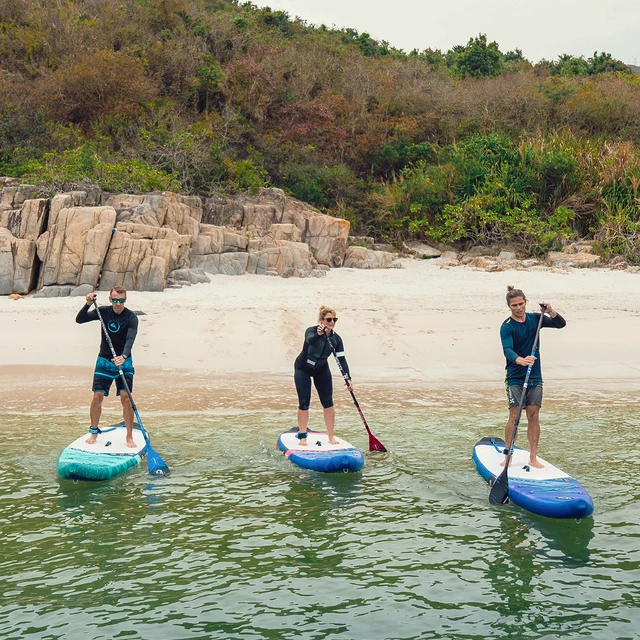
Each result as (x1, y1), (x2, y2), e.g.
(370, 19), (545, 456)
(57, 422), (147, 481)
(473, 436), (593, 519)
(277, 428), (364, 473)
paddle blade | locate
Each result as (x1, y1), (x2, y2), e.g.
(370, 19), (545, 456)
(368, 431), (387, 453)
(489, 469), (509, 505)
(147, 445), (170, 476)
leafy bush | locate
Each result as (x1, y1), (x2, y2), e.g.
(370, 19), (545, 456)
(279, 162), (363, 209)
(20, 143), (182, 193)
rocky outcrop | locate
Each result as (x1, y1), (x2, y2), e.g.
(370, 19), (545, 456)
(0, 183), (398, 295)
(37, 206), (116, 292)
(0, 196), (49, 294)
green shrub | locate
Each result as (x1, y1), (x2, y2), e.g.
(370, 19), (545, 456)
(20, 143), (182, 193)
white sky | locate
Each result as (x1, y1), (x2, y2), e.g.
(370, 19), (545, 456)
(257, 0), (640, 65)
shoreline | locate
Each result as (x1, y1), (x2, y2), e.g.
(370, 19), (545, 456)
(1, 365), (638, 414)
(1, 259), (639, 411)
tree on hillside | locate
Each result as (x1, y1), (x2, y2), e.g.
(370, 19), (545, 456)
(450, 34), (504, 78)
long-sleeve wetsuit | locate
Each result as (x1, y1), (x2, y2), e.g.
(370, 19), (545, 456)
(500, 312), (565, 386)
(294, 327), (350, 410)
(76, 304), (139, 359)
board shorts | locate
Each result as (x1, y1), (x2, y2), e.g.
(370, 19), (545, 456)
(294, 364), (333, 410)
(92, 356), (134, 397)
(506, 383), (543, 409)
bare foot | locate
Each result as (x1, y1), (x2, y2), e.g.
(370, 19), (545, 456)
(529, 458), (544, 469)
(126, 438), (136, 448)
(500, 457), (512, 468)
(328, 437), (339, 445)
(85, 434), (98, 445)
(298, 434), (307, 447)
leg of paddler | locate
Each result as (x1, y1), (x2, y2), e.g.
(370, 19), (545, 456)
(120, 392), (136, 448)
(296, 409), (309, 446)
(525, 405), (544, 468)
(500, 405), (520, 467)
(324, 406), (338, 445)
(86, 392), (104, 444)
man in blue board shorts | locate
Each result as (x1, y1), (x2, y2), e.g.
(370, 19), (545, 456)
(500, 285), (566, 468)
(76, 286), (139, 448)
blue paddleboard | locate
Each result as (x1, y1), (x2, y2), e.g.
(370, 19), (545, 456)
(473, 437), (593, 519)
(277, 428), (364, 473)
(57, 422), (148, 481)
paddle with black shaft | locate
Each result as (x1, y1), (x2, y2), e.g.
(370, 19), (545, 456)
(489, 304), (546, 505)
(92, 299), (170, 476)
(326, 334), (387, 452)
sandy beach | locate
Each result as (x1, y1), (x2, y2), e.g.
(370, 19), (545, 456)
(1, 259), (639, 411)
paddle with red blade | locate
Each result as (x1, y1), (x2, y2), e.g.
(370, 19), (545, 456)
(327, 335), (387, 452)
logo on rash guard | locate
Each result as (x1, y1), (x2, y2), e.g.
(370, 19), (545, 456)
(108, 320), (120, 333)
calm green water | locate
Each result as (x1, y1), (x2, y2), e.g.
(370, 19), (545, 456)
(1, 402), (639, 640)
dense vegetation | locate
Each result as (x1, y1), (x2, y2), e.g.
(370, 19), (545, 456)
(1, 0), (640, 259)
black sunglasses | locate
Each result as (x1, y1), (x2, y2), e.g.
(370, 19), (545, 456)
(111, 298), (126, 304)
(324, 317), (338, 323)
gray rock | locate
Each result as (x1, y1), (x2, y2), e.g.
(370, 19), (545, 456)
(70, 284), (95, 297)
(404, 241), (441, 258)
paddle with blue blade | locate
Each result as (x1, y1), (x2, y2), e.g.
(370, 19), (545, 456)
(489, 304), (546, 505)
(93, 299), (170, 476)
(327, 335), (387, 452)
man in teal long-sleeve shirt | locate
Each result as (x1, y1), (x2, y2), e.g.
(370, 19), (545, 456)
(500, 286), (566, 468)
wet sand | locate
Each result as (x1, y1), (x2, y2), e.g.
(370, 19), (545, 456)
(1, 259), (640, 416)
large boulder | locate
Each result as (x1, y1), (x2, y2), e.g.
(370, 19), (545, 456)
(547, 251), (600, 268)
(99, 221), (193, 291)
(343, 246), (397, 269)
(0, 198), (49, 240)
(0, 228), (40, 294)
(104, 192), (201, 236)
(305, 215), (350, 267)
(0, 198), (49, 294)
(36, 206), (116, 290)
(246, 237), (317, 277)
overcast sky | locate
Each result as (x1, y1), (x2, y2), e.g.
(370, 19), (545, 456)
(257, 0), (639, 65)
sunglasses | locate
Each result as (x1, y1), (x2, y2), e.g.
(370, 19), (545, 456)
(324, 317), (338, 323)
(110, 298), (126, 304)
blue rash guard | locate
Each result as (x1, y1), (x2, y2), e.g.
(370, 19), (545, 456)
(500, 312), (566, 386)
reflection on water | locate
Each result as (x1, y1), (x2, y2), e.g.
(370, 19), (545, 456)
(0, 398), (639, 640)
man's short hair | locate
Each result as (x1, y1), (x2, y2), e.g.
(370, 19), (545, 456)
(110, 285), (127, 297)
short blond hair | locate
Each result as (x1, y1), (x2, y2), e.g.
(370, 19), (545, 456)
(318, 305), (336, 322)
(110, 285), (127, 297)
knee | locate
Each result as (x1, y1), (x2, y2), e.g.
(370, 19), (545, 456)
(321, 399), (334, 410)
(91, 393), (104, 406)
(298, 403), (310, 411)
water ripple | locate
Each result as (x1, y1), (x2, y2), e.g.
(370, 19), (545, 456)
(0, 404), (639, 639)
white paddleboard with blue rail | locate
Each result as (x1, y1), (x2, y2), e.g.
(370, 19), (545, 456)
(277, 428), (364, 473)
(473, 436), (593, 519)
(57, 422), (148, 481)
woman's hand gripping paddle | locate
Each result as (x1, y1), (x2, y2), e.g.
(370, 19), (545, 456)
(326, 335), (387, 452)
(93, 299), (170, 476)
(489, 305), (546, 505)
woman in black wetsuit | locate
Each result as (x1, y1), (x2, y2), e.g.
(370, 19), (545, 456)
(294, 305), (353, 446)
